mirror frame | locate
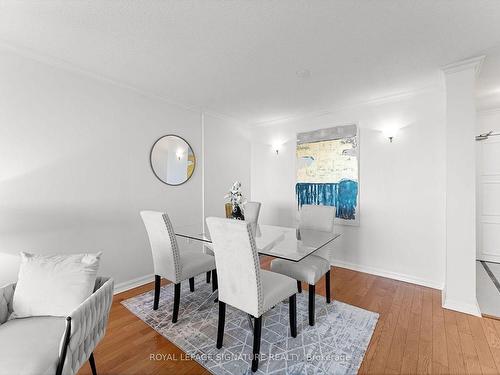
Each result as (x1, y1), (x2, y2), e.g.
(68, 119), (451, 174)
(149, 134), (196, 186)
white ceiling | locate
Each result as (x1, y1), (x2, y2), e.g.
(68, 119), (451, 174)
(1, 1), (500, 124)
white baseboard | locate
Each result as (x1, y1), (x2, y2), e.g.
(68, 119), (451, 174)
(442, 295), (481, 317)
(117, 260), (445, 298)
(114, 274), (154, 295)
(330, 259), (444, 290)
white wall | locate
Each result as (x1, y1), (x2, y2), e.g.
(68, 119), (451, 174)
(203, 114), (251, 219)
(0, 48), (204, 287)
(442, 61), (481, 316)
(251, 89), (447, 289)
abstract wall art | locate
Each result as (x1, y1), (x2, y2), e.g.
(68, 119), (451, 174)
(296, 124), (359, 225)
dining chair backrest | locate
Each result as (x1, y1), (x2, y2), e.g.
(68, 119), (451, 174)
(299, 205), (335, 261)
(206, 217), (263, 317)
(299, 204), (335, 232)
(140, 211), (181, 283)
(244, 201), (261, 224)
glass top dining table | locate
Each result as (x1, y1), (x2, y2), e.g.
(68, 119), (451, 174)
(175, 223), (341, 262)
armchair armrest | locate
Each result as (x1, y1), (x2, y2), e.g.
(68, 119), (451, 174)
(0, 283), (15, 325)
(58, 277), (114, 375)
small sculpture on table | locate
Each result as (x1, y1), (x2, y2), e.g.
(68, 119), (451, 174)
(224, 181), (246, 220)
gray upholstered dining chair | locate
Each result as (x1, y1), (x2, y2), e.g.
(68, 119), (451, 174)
(243, 201), (261, 224)
(0, 276), (114, 375)
(140, 210), (216, 323)
(204, 201), (262, 283)
(206, 217), (297, 372)
(270, 204), (335, 326)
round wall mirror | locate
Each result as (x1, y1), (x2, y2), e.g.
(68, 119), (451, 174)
(150, 135), (196, 186)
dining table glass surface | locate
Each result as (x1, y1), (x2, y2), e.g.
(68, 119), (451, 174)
(175, 223), (341, 262)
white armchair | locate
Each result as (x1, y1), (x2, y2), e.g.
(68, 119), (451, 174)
(0, 276), (114, 375)
(0, 283), (14, 325)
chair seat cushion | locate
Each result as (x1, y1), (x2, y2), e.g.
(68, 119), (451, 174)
(179, 252), (216, 281)
(260, 270), (296, 314)
(270, 255), (330, 285)
(0, 316), (66, 375)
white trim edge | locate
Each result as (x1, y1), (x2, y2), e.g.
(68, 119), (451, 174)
(0, 39), (242, 124)
(477, 254), (500, 264)
(254, 84), (442, 127)
(330, 259), (444, 290)
(442, 297), (482, 317)
(441, 55), (485, 77)
(114, 274), (154, 295)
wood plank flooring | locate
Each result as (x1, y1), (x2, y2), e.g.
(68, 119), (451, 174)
(77, 258), (500, 375)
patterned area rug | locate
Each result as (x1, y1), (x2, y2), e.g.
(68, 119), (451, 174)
(122, 275), (378, 374)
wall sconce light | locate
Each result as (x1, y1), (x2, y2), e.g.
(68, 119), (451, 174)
(382, 128), (399, 143)
(271, 142), (282, 155)
(176, 149), (184, 160)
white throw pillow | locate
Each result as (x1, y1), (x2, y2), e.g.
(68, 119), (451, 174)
(12, 252), (102, 318)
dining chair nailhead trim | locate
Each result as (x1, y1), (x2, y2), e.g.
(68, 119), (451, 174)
(162, 213), (182, 282)
(246, 223), (264, 316)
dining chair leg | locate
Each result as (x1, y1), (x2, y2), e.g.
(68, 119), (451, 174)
(251, 316), (262, 372)
(189, 277), (195, 292)
(153, 275), (161, 310)
(206, 271), (211, 283)
(308, 284), (315, 326)
(297, 280), (302, 293)
(216, 301), (226, 349)
(172, 283), (181, 323)
(211, 269), (218, 292)
(289, 294), (297, 338)
(325, 270), (331, 304)
(89, 352), (97, 375)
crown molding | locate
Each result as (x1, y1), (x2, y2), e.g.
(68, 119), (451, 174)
(441, 55), (486, 77)
(0, 39), (243, 124)
(254, 83), (443, 127)
(201, 109), (248, 127)
(0, 38), (452, 129)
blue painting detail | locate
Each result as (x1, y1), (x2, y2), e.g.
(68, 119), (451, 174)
(295, 179), (358, 220)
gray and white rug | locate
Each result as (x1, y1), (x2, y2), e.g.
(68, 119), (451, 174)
(122, 276), (379, 375)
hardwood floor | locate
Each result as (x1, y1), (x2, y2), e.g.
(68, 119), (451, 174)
(78, 258), (500, 375)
